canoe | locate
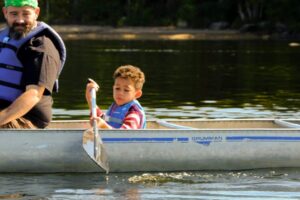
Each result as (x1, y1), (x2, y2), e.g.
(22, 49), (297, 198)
(1, 118), (300, 173)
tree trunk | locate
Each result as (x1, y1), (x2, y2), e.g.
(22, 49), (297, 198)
(238, 0), (265, 23)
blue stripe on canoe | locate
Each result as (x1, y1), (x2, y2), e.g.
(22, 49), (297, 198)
(103, 137), (189, 143)
(226, 136), (300, 142)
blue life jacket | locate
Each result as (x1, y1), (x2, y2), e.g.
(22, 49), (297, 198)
(105, 100), (146, 129)
(0, 22), (66, 102)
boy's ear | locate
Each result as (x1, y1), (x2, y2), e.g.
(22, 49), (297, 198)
(135, 90), (142, 99)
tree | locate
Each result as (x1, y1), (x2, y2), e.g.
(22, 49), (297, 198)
(237, 0), (264, 23)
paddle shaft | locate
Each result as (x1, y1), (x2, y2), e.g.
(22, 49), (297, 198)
(91, 88), (99, 158)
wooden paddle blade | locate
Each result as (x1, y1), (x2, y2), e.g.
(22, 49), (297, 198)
(83, 128), (109, 173)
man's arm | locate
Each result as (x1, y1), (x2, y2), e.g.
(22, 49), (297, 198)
(0, 84), (45, 126)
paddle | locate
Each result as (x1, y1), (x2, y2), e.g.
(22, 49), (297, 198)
(83, 86), (109, 173)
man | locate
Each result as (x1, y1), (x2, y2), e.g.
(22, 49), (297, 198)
(0, 0), (66, 128)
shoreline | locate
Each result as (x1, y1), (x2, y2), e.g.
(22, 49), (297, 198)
(0, 24), (296, 41)
(51, 25), (267, 41)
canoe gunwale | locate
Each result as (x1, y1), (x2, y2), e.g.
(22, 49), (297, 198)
(274, 119), (300, 128)
(45, 118), (300, 130)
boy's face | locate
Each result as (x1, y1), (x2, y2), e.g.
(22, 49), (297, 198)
(113, 77), (142, 106)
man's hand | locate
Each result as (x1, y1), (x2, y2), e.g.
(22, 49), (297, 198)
(0, 84), (45, 126)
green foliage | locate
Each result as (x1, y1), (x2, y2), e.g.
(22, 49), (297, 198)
(0, 0), (299, 32)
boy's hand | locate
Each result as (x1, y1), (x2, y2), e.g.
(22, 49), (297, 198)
(90, 116), (109, 129)
(86, 78), (100, 110)
(86, 78), (100, 92)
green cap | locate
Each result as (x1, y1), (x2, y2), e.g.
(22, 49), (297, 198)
(5, 0), (38, 8)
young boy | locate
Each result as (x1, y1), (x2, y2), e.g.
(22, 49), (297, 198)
(86, 65), (146, 129)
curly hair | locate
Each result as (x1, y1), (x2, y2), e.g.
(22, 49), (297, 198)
(113, 65), (145, 90)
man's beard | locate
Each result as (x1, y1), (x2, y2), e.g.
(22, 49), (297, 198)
(9, 22), (33, 40)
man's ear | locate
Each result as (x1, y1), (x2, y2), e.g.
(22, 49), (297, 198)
(34, 7), (40, 19)
(2, 7), (7, 19)
(135, 90), (142, 99)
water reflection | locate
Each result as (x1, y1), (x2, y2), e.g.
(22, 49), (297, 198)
(53, 40), (300, 120)
(1, 169), (300, 199)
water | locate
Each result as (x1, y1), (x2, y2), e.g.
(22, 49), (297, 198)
(53, 39), (300, 120)
(2, 39), (300, 199)
(1, 170), (300, 199)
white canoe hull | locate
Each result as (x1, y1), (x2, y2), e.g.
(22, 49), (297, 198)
(1, 119), (300, 173)
(0, 129), (100, 173)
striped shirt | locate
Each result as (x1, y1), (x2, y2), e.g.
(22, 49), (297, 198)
(96, 105), (144, 129)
